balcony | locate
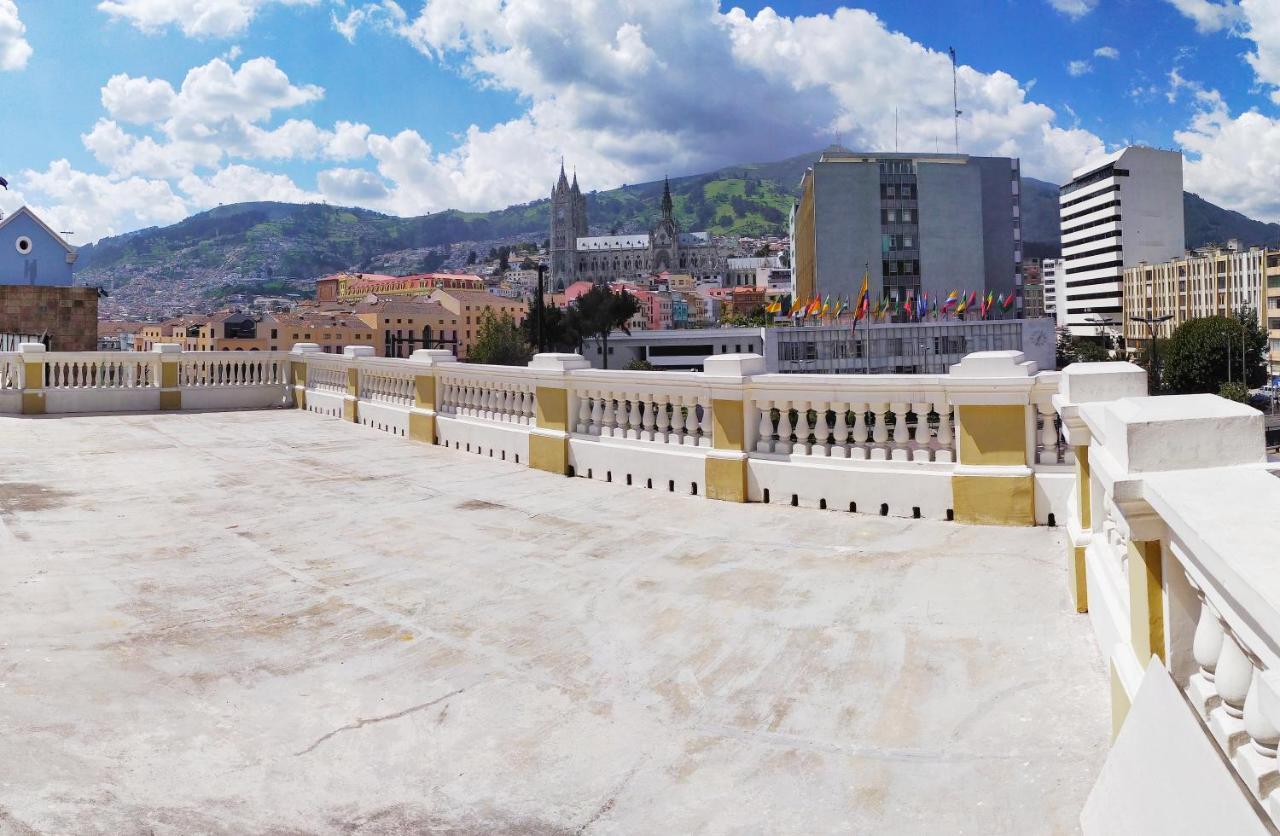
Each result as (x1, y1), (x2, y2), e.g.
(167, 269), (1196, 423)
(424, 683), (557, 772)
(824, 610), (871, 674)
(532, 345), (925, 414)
(3, 343), (1278, 833)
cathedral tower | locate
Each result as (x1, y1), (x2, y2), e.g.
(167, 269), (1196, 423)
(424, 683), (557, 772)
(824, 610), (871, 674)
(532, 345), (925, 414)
(550, 161), (588, 286)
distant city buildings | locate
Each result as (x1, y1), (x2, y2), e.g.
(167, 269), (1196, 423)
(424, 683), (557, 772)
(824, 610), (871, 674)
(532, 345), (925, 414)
(315, 272), (485, 305)
(1058, 146), (1185, 338)
(1041, 258), (1062, 324)
(789, 149), (1023, 311)
(549, 165), (728, 287)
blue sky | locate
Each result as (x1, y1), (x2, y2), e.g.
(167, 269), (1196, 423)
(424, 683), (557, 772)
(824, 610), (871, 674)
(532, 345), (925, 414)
(0, 0), (1277, 242)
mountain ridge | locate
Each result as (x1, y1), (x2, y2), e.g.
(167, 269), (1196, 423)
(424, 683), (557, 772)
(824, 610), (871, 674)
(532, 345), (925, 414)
(77, 151), (1280, 308)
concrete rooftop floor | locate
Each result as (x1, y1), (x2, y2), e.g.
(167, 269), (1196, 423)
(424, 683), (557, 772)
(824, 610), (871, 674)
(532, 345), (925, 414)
(0, 409), (1107, 835)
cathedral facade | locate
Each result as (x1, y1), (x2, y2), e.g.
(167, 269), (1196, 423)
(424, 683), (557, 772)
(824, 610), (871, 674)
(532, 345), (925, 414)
(549, 165), (727, 287)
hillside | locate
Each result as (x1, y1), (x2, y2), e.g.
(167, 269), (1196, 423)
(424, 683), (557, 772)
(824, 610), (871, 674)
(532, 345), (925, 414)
(78, 150), (1280, 315)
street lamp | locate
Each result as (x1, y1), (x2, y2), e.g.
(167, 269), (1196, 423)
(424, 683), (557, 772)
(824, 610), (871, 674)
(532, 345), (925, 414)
(535, 264), (547, 353)
(1130, 314), (1173, 394)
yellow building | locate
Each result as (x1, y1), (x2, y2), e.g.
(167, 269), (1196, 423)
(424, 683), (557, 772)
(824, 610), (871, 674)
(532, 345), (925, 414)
(1123, 246), (1276, 374)
(352, 299), (460, 357)
(316, 272), (485, 304)
(424, 288), (528, 359)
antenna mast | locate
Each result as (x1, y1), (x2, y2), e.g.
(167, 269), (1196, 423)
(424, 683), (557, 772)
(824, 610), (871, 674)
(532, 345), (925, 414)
(950, 47), (961, 153)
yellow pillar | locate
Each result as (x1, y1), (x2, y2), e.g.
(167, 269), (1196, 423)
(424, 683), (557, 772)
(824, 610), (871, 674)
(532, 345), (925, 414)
(951, 403), (1035, 526)
(526, 353), (590, 475)
(154, 344), (182, 411)
(18, 343), (45, 415)
(406, 349), (454, 443)
(289, 342), (320, 410)
(344, 366), (358, 423)
(706, 398), (748, 502)
(1128, 538), (1165, 666)
(1069, 445), (1091, 613)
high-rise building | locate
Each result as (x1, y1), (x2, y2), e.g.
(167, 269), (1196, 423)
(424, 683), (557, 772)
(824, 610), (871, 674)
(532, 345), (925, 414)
(1041, 258), (1061, 322)
(1058, 147), (1184, 338)
(789, 149), (1023, 309)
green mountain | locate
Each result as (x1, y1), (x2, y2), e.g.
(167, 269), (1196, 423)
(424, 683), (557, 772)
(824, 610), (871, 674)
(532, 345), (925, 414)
(78, 151), (1280, 299)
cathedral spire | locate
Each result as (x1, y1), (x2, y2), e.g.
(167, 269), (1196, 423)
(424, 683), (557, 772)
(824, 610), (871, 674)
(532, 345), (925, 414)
(661, 175), (673, 220)
(571, 167), (580, 193)
(557, 157), (569, 191)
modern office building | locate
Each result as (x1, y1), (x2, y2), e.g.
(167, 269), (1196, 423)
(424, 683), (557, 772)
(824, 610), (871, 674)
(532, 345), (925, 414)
(1123, 243), (1280, 377)
(581, 319), (1053, 373)
(1058, 147), (1184, 338)
(790, 149), (1022, 311)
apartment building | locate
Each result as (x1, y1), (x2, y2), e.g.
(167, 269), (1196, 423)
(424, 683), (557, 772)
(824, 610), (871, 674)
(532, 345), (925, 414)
(352, 299), (460, 357)
(1059, 147), (1184, 338)
(424, 288), (527, 359)
(1123, 244), (1280, 379)
(790, 149), (1022, 310)
(315, 272), (485, 304)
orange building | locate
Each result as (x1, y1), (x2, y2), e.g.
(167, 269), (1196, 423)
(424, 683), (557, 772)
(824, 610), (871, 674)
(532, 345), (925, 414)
(317, 272), (486, 304)
(424, 288), (528, 359)
(352, 299), (460, 357)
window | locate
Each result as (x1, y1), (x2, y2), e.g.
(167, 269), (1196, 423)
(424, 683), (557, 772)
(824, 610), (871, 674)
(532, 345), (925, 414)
(886, 209), (897, 223)
(901, 208), (913, 223)
(270, 328), (278, 339)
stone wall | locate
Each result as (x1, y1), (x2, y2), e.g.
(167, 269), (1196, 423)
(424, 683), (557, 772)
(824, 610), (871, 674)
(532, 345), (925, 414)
(0, 286), (98, 351)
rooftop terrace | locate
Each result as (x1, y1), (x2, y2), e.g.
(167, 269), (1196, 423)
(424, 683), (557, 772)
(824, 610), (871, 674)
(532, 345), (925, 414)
(1, 409), (1106, 832)
(4, 343), (1280, 833)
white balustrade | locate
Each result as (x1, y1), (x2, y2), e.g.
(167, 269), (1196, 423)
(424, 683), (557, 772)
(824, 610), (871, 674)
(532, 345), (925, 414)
(358, 365), (414, 407)
(307, 362), (348, 395)
(438, 367), (533, 425)
(569, 378), (712, 448)
(1035, 400), (1065, 465)
(181, 355), (282, 387)
(0, 354), (20, 390)
(44, 353), (157, 390)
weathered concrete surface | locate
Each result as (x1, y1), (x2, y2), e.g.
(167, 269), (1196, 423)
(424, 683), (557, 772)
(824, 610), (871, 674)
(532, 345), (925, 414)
(0, 411), (1108, 834)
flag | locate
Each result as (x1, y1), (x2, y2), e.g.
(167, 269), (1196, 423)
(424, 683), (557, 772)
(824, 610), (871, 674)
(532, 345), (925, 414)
(931, 294), (939, 319)
(966, 290), (978, 309)
(831, 297), (845, 318)
(0, 176), (8, 190)
(854, 269), (870, 320)
(821, 295), (832, 316)
(789, 296), (805, 317)
(955, 291), (968, 315)
(903, 294), (914, 320)
(1002, 292), (1015, 311)
(942, 290), (959, 311)
(806, 296), (822, 317)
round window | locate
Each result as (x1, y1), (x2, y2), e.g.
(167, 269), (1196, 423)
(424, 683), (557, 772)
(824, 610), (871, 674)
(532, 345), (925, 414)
(15, 236), (32, 254)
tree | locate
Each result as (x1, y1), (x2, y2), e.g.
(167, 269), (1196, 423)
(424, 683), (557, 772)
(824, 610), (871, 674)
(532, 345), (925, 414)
(522, 298), (582, 353)
(468, 309), (531, 366)
(574, 285), (640, 369)
(1161, 311), (1268, 395)
(1218, 381), (1249, 403)
(466, 250), (477, 265)
(625, 358), (655, 371)
(496, 246), (511, 273)
(1056, 328), (1108, 368)
(753, 243), (772, 257)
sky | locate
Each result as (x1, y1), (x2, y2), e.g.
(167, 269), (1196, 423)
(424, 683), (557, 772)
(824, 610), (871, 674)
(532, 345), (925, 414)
(0, 0), (1278, 244)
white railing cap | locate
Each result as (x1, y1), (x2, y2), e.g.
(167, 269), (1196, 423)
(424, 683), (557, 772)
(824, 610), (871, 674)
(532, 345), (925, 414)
(703, 353), (766, 378)
(291, 343), (322, 354)
(151, 343), (182, 354)
(948, 350), (1037, 378)
(409, 349), (458, 366)
(1060, 361), (1146, 404)
(528, 352), (591, 372)
(1100, 393), (1266, 474)
(17, 342), (45, 354)
(342, 345), (376, 358)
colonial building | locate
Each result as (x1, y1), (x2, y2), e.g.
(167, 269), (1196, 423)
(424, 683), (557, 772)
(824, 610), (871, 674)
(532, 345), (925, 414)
(549, 165), (727, 287)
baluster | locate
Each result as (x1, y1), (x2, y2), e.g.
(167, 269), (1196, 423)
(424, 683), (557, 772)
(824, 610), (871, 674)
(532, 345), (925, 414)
(1218, 631), (1253, 720)
(851, 403), (869, 460)
(831, 402), (849, 458)
(576, 391), (591, 434)
(775, 401), (793, 455)
(589, 392), (603, 435)
(698, 397), (712, 446)
(935, 402), (954, 463)
(683, 396), (699, 445)
(870, 403), (889, 460)
(655, 395), (671, 442)
(755, 401), (774, 454)
(890, 402), (910, 461)
(1245, 668), (1280, 759)
(524, 388), (535, 424)
(627, 396), (642, 440)
(639, 397), (653, 441)
(793, 401), (812, 455)
(1037, 402), (1059, 465)
(600, 394), (616, 437)
(911, 401), (932, 462)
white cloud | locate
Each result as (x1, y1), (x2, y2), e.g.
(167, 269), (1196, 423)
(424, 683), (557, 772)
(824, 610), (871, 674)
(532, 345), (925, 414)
(1165, 0), (1244, 33)
(1047, 0), (1098, 20)
(0, 0), (32, 70)
(101, 73), (178, 123)
(14, 159), (189, 240)
(1176, 88), (1280, 221)
(178, 163), (320, 206)
(1068, 60), (1092, 76)
(318, 166), (389, 201)
(1094, 46), (1119, 59)
(97, 0), (318, 38)
(331, 0), (404, 42)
